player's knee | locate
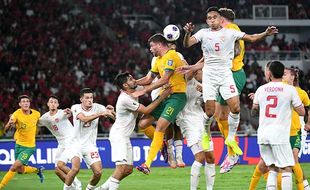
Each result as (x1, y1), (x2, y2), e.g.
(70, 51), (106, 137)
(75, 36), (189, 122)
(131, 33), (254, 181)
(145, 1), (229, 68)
(93, 169), (102, 179)
(230, 104), (240, 114)
(205, 156), (215, 164)
(205, 109), (214, 118)
(54, 167), (60, 175)
(138, 120), (147, 130)
(194, 152), (205, 163)
(126, 167), (133, 176)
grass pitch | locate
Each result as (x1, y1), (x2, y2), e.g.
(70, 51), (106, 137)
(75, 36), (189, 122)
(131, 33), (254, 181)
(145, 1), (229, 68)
(1, 163), (309, 190)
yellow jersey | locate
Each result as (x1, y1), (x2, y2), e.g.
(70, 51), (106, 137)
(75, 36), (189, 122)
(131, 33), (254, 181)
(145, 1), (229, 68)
(225, 23), (245, 71)
(12, 108), (41, 147)
(290, 87), (310, 136)
(151, 50), (186, 93)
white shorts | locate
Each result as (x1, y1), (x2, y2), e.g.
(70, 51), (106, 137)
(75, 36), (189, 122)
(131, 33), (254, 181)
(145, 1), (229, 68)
(54, 146), (81, 167)
(202, 68), (238, 102)
(81, 146), (101, 168)
(110, 138), (133, 165)
(190, 140), (214, 155)
(259, 144), (295, 168)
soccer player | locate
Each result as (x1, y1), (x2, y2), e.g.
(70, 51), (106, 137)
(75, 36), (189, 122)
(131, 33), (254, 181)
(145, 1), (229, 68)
(181, 6), (278, 157)
(214, 7), (247, 174)
(252, 61), (305, 190)
(176, 69), (216, 190)
(133, 33), (187, 174)
(38, 95), (82, 190)
(71, 88), (115, 190)
(95, 72), (171, 190)
(0, 95), (43, 189)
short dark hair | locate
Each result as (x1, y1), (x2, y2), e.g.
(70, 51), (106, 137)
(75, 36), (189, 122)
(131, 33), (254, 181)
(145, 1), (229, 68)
(49, 95), (59, 101)
(206, 6), (220, 15)
(148, 33), (168, 46)
(80, 88), (93, 97)
(219, 8), (235, 22)
(18, 95), (31, 102)
(114, 72), (130, 90)
(269, 61), (285, 79)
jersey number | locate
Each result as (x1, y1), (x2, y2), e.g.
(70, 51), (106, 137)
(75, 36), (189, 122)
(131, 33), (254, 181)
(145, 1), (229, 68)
(265, 95), (278, 118)
(215, 43), (220, 51)
(51, 125), (58, 131)
(90, 151), (99, 159)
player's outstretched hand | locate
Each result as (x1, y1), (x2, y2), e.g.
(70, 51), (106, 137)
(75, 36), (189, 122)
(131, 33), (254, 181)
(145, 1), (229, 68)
(196, 84), (202, 92)
(176, 65), (192, 74)
(248, 93), (255, 100)
(265, 26), (278, 36)
(183, 22), (195, 34)
(160, 86), (172, 99)
(102, 110), (116, 120)
(106, 105), (115, 111)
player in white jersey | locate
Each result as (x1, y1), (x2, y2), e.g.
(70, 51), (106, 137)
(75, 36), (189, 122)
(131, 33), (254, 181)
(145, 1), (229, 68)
(71, 88), (115, 190)
(252, 61), (305, 190)
(38, 95), (82, 190)
(95, 72), (171, 190)
(176, 69), (215, 190)
(180, 6), (278, 156)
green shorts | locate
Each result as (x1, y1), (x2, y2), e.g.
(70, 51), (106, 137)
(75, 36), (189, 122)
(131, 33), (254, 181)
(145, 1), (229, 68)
(217, 69), (246, 105)
(290, 132), (301, 150)
(151, 93), (186, 123)
(15, 144), (35, 165)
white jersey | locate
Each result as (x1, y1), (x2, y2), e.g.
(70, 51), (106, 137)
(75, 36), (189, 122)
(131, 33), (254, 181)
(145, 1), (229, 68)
(39, 109), (79, 148)
(71, 103), (106, 147)
(253, 82), (302, 144)
(109, 91), (139, 140)
(150, 52), (185, 101)
(193, 28), (245, 71)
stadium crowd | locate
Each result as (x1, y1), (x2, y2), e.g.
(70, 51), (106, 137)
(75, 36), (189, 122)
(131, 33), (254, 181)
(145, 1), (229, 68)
(1, 0), (310, 135)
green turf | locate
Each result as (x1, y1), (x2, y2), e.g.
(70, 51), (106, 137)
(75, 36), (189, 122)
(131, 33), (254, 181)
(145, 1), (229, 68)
(1, 164), (309, 190)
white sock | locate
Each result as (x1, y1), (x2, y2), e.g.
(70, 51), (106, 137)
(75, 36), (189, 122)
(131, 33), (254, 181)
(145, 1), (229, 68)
(99, 176), (111, 190)
(205, 163), (215, 190)
(304, 180), (310, 190)
(266, 170), (278, 190)
(190, 161), (202, 190)
(73, 177), (81, 186)
(86, 184), (95, 190)
(63, 184), (73, 190)
(109, 177), (120, 190)
(227, 112), (240, 140)
(281, 172), (292, 190)
(203, 114), (214, 134)
(174, 140), (183, 160)
(167, 139), (174, 154)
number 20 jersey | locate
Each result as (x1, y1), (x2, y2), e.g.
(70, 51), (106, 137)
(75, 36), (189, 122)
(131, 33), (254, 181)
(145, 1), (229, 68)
(253, 82), (302, 144)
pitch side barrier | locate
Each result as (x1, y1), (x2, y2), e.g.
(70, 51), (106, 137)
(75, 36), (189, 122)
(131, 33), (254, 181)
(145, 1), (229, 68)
(0, 136), (309, 171)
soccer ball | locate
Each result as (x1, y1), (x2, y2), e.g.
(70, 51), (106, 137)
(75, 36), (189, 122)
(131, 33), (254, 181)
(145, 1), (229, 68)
(163, 24), (180, 42)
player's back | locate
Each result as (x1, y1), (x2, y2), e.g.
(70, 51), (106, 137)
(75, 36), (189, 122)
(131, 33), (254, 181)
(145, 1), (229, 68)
(254, 82), (302, 144)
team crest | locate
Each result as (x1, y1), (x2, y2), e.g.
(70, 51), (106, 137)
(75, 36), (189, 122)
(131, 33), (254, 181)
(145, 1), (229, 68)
(167, 60), (173, 66)
(55, 118), (59, 123)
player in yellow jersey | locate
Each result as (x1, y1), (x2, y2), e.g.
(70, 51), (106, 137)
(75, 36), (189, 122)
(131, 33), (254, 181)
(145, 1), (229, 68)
(248, 67), (310, 190)
(0, 95), (43, 189)
(133, 33), (187, 174)
(214, 8), (247, 174)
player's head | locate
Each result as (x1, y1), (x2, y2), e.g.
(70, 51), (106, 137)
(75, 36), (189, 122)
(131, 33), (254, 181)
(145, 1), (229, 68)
(80, 88), (94, 108)
(114, 72), (137, 91)
(206, 6), (222, 30)
(47, 95), (59, 111)
(148, 33), (169, 57)
(268, 61), (285, 79)
(18, 95), (31, 111)
(264, 61), (272, 82)
(219, 8), (235, 22)
(283, 67), (299, 86)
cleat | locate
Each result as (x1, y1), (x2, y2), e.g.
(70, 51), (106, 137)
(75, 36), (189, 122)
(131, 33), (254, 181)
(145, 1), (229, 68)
(176, 159), (186, 168)
(73, 178), (82, 190)
(220, 155), (239, 174)
(37, 166), (45, 183)
(136, 163), (150, 175)
(160, 140), (168, 163)
(225, 139), (243, 155)
(201, 132), (211, 150)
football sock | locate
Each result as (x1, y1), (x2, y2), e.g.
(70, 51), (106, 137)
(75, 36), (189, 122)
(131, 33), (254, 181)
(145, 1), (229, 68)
(227, 112), (240, 141)
(249, 165), (262, 190)
(23, 166), (38, 174)
(0, 170), (16, 187)
(304, 180), (310, 190)
(205, 163), (215, 190)
(141, 125), (155, 139)
(174, 140), (183, 160)
(277, 173), (282, 190)
(263, 172), (269, 181)
(267, 170), (278, 190)
(293, 163), (304, 190)
(86, 184), (95, 190)
(145, 131), (164, 168)
(109, 177), (120, 190)
(190, 161), (202, 190)
(99, 176), (111, 190)
(281, 172), (292, 190)
(219, 119), (235, 156)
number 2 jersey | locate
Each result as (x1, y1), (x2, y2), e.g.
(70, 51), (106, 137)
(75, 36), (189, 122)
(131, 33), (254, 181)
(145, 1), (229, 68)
(253, 82), (302, 144)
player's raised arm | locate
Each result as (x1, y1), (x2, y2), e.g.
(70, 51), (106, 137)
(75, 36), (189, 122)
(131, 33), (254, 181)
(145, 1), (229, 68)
(136, 71), (158, 86)
(176, 57), (204, 74)
(76, 112), (104, 123)
(242, 26), (278, 43)
(183, 22), (198, 48)
(3, 115), (15, 134)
